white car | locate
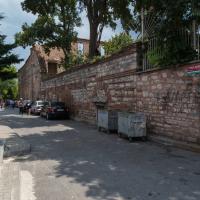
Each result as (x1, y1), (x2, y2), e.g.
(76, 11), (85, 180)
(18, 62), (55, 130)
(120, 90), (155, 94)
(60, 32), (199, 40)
(31, 101), (45, 115)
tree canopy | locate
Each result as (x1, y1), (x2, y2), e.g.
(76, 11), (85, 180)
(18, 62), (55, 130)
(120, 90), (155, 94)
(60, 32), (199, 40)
(0, 78), (18, 100)
(16, 0), (200, 67)
(0, 15), (22, 80)
(79, 0), (134, 57)
(16, 0), (81, 67)
(133, 0), (200, 66)
(17, 0), (134, 60)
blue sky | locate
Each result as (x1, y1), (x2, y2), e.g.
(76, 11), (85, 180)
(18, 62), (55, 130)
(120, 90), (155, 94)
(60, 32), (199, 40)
(0, 0), (125, 69)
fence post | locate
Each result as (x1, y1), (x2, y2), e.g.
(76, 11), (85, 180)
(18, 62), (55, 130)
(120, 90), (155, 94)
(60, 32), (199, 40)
(192, 20), (196, 50)
(141, 7), (144, 43)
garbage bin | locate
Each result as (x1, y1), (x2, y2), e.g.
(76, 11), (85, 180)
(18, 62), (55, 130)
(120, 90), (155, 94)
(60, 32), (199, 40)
(118, 112), (146, 141)
(97, 109), (118, 133)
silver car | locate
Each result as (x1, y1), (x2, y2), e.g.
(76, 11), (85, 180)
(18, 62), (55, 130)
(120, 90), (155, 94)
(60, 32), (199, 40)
(31, 100), (45, 115)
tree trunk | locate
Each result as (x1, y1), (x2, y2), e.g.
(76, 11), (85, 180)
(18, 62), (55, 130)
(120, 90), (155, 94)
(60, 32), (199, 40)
(89, 22), (98, 58)
(62, 48), (70, 68)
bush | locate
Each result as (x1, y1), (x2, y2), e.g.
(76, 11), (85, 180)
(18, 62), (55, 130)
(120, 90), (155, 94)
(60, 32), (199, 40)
(103, 32), (133, 55)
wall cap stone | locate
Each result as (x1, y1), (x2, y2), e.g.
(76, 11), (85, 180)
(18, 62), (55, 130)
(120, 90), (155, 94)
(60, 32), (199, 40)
(43, 42), (139, 81)
(136, 60), (200, 75)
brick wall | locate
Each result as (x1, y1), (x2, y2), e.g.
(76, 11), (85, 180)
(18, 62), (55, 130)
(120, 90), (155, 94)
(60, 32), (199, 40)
(18, 50), (42, 100)
(41, 44), (200, 145)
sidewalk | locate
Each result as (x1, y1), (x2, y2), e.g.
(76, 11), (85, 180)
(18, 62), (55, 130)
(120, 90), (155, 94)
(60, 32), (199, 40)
(0, 124), (32, 200)
(0, 125), (31, 159)
(0, 162), (21, 200)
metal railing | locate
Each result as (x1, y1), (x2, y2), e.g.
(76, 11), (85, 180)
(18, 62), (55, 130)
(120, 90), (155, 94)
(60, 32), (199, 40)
(141, 25), (200, 72)
(140, 22), (200, 72)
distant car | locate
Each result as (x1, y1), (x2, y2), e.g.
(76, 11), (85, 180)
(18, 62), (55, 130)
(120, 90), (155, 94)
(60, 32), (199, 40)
(40, 101), (69, 120)
(31, 100), (46, 115)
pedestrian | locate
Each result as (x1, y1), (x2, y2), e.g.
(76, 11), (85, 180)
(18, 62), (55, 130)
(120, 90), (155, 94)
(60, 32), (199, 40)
(2, 101), (5, 110)
(0, 100), (2, 110)
(27, 102), (32, 115)
(11, 100), (15, 109)
(18, 98), (24, 115)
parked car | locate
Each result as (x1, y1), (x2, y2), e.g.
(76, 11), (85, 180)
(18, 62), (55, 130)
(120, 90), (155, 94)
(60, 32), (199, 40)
(40, 101), (69, 120)
(31, 100), (46, 115)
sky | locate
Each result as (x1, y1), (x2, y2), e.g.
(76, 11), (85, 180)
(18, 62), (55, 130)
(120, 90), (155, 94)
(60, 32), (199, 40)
(0, 0), (125, 69)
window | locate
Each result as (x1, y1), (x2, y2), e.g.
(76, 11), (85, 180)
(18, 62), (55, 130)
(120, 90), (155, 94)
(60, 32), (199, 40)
(48, 63), (57, 75)
(78, 43), (84, 55)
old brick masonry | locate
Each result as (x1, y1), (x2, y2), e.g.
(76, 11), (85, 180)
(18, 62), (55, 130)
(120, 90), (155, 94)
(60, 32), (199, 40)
(41, 44), (200, 146)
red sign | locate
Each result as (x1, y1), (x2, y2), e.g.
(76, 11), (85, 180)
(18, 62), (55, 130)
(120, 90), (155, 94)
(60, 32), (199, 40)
(187, 64), (200, 72)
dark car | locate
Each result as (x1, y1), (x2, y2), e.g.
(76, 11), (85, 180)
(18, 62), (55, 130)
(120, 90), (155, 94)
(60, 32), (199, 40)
(40, 101), (69, 120)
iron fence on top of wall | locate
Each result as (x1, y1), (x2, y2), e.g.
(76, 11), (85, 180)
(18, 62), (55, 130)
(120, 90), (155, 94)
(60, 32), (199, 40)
(140, 25), (200, 72)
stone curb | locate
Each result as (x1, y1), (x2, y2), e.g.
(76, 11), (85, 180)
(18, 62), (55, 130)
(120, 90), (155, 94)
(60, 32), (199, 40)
(0, 140), (5, 163)
(0, 125), (31, 159)
(149, 135), (200, 153)
(3, 133), (31, 158)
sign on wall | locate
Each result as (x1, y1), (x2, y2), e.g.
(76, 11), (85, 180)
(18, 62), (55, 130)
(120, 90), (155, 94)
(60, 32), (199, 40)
(185, 64), (200, 76)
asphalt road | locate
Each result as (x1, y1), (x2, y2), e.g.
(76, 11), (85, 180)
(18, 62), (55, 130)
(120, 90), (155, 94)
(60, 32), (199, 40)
(0, 108), (200, 200)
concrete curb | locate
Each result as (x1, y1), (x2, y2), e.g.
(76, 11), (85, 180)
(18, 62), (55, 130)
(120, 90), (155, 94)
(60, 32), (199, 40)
(0, 125), (31, 159)
(3, 133), (31, 158)
(0, 140), (5, 163)
(149, 135), (200, 153)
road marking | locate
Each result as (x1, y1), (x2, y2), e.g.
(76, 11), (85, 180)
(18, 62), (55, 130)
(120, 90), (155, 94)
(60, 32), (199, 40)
(20, 170), (36, 200)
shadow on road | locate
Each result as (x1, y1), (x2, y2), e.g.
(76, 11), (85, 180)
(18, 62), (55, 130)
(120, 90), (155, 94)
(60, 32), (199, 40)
(1, 109), (200, 200)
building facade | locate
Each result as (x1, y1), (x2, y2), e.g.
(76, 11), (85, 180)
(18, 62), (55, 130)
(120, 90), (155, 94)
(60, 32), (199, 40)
(18, 38), (90, 100)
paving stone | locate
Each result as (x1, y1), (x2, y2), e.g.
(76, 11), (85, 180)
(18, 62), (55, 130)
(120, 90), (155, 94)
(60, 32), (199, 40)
(0, 141), (4, 163)
(0, 163), (20, 200)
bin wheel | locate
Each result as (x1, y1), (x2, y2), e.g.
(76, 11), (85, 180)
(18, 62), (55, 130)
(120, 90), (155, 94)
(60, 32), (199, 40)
(98, 127), (101, 132)
(142, 136), (147, 141)
(128, 137), (133, 142)
(118, 132), (122, 138)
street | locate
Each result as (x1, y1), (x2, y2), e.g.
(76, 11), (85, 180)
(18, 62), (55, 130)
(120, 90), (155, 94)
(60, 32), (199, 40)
(0, 108), (200, 200)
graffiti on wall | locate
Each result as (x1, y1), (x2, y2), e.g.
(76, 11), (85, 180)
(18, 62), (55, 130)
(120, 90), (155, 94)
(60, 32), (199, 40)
(154, 88), (200, 115)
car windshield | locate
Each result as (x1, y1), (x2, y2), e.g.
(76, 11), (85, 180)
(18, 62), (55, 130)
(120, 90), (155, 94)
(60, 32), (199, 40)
(51, 102), (65, 107)
(44, 102), (50, 106)
(37, 102), (44, 106)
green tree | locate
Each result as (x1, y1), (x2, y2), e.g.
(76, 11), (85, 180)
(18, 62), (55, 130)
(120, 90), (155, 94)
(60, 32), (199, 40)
(132, 0), (200, 66)
(0, 66), (17, 81)
(79, 0), (134, 58)
(0, 78), (18, 99)
(16, 0), (81, 67)
(103, 32), (133, 55)
(0, 15), (22, 79)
